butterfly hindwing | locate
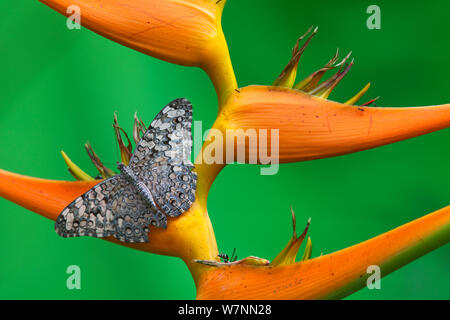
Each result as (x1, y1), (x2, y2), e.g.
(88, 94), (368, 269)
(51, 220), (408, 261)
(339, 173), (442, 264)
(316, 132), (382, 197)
(111, 181), (166, 242)
(55, 176), (121, 239)
(55, 175), (166, 243)
(130, 98), (197, 217)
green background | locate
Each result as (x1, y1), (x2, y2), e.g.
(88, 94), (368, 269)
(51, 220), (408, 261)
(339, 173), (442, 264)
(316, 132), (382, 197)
(0, 0), (449, 299)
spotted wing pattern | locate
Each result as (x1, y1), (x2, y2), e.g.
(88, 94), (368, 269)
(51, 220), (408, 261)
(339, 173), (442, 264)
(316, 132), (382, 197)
(55, 177), (119, 240)
(129, 98), (197, 217)
(55, 175), (166, 243)
(55, 98), (197, 243)
(109, 180), (167, 242)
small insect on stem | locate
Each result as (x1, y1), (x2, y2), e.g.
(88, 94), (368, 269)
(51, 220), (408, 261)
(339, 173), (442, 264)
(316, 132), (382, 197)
(218, 253), (229, 262)
(218, 248), (237, 263)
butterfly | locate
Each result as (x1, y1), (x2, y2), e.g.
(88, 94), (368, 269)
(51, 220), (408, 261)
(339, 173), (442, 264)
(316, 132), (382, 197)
(55, 98), (197, 243)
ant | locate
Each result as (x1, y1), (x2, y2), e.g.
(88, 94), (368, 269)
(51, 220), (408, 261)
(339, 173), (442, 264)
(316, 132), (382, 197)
(218, 248), (237, 263)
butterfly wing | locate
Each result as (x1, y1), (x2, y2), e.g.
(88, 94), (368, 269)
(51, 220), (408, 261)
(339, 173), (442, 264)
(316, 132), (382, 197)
(55, 177), (120, 239)
(55, 175), (166, 243)
(129, 98), (197, 217)
(111, 180), (166, 243)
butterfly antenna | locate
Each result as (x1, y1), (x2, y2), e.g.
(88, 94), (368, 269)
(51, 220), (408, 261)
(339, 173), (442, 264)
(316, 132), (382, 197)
(113, 116), (120, 164)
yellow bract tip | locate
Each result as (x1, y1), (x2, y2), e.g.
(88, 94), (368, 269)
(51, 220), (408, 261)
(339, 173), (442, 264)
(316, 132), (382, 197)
(60, 150), (94, 181)
(301, 237), (312, 261)
(345, 83), (371, 105)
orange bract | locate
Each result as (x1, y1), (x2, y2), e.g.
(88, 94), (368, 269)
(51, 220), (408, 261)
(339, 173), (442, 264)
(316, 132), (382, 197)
(216, 86), (450, 163)
(40, 0), (237, 105)
(196, 206), (450, 300)
(0, 168), (218, 283)
(41, 0), (221, 66)
(0, 168), (97, 220)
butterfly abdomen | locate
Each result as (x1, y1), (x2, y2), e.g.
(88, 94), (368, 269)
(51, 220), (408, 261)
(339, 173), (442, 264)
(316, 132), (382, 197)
(118, 163), (160, 210)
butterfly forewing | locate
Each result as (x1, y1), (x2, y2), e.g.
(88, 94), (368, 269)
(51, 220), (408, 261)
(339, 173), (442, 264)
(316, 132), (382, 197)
(130, 98), (197, 217)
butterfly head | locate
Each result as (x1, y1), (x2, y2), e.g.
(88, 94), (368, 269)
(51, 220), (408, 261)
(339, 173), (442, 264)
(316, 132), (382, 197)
(117, 162), (126, 172)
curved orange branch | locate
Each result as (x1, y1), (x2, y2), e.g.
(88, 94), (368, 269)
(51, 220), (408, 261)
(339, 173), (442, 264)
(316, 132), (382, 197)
(217, 86), (450, 163)
(0, 166), (220, 283)
(196, 205), (450, 300)
(40, 0), (237, 106)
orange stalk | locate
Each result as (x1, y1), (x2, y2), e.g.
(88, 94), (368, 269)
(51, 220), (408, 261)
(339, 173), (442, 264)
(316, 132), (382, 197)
(217, 85), (450, 163)
(196, 206), (450, 300)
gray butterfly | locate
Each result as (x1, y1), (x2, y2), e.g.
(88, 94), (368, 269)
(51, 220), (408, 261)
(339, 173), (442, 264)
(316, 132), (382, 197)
(55, 98), (197, 243)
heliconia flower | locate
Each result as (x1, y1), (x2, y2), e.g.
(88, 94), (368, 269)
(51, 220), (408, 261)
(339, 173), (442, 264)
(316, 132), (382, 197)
(201, 28), (449, 165)
(113, 113), (133, 165)
(273, 26), (318, 88)
(3, 5), (449, 298)
(84, 143), (116, 179)
(214, 85), (450, 164)
(361, 96), (380, 106)
(270, 207), (311, 267)
(60, 150), (94, 181)
(61, 114), (142, 180)
(300, 237), (312, 261)
(294, 49), (341, 92)
(133, 113), (146, 146)
(39, 0), (237, 105)
(195, 206), (450, 300)
(271, 28), (380, 104)
(308, 59), (354, 99)
(345, 83), (371, 105)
